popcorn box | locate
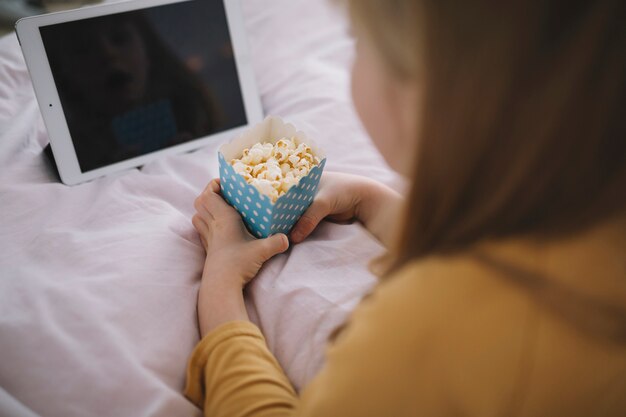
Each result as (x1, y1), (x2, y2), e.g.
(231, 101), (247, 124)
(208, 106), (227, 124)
(218, 116), (327, 238)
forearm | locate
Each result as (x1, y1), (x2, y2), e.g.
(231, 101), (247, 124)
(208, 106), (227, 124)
(198, 272), (249, 337)
(191, 275), (298, 416)
(355, 179), (404, 248)
(185, 321), (298, 417)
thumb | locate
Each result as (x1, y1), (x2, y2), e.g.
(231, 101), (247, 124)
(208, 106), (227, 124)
(255, 233), (290, 261)
(290, 199), (330, 244)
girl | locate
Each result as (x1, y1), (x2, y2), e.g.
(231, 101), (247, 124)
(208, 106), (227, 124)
(187, 0), (626, 415)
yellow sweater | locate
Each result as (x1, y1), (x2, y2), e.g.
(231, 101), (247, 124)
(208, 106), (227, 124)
(185, 216), (626, 416)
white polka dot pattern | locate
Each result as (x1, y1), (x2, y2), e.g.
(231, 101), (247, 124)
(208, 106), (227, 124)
(219, 152), (326, 238)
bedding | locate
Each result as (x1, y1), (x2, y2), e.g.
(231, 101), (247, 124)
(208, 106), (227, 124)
(0, 1), (401, 416)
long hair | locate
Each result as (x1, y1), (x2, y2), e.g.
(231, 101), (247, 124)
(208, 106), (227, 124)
(345, 0), (626, 273)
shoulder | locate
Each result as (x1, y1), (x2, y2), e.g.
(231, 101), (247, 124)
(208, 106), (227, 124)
(331, 253), (536, 414)
(363, 253), (535, 339)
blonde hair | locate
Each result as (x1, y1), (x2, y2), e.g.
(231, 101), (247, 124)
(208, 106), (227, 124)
(346, 0), (422, 79)
(343, 0), (626, 277)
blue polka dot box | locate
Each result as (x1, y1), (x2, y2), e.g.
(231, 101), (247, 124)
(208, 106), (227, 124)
(218, 116), (327, 239)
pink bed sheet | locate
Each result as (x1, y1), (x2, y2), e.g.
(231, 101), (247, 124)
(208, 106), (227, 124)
(0, 1), (400, 415)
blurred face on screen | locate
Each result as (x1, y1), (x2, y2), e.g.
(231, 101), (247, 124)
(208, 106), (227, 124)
(60, 18), (149, 114)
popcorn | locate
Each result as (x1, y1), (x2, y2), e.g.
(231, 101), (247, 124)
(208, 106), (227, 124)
(230, 137), (321, 203)
(218, 116), (327, 239)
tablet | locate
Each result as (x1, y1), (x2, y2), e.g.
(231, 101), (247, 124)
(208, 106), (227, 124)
(16, 0), (263, 185)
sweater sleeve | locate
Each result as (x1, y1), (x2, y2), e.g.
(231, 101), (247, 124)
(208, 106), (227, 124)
(184, 266), (445, 417)
(184, 321), (298, 417)
(184, 259), (529, 417)
(183, 274), (447, 417)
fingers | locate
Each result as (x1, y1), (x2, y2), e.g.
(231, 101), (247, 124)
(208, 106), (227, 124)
(192, 214), (210, 249)
(193, 178), (245, 250)
(194, 196), (214, 222)
(253, 233), (290, 261)
(202, 178), (221, 194)
(289, 198), (331, 243)
(195, 179), (237, 221)
(195, 179), (218, 221)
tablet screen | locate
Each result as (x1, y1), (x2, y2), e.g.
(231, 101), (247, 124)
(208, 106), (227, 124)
(39, 0), (248, 173)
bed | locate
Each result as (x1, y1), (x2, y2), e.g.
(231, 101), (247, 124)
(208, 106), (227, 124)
(0, 1), (401, 415)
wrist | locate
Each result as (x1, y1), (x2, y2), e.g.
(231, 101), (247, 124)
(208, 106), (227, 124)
(356, 179), (403, 247)
(202, 254), (247, 290)
(356, 179), (395, 222)
(198, 277), (249, 337)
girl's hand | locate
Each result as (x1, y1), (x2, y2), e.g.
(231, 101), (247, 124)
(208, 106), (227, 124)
(290, 172), (403, 248)
(192, 179), (289, 336)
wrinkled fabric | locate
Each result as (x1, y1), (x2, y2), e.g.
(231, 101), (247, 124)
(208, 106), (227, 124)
(0, 1), (399, 416)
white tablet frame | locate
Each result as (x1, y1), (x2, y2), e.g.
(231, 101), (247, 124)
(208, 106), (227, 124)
(16, 0), (263, 185)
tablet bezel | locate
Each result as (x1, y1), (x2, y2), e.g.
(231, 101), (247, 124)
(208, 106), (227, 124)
(16, 0), (263, 185)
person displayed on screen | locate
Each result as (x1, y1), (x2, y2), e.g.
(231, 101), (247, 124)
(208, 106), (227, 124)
(186, 0), (625, 415)
(43, 11), (221, 172)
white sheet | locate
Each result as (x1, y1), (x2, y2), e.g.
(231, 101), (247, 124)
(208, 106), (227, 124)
(0, 1), (401, 416)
